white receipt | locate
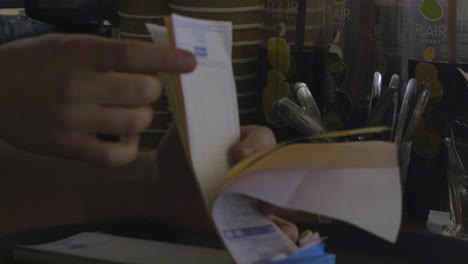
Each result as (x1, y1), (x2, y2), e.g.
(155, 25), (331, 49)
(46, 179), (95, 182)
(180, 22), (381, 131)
(171, 14), (240, 208)
(148, 15), (240, 209)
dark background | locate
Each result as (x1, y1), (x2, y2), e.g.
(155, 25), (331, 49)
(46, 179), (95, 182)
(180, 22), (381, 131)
(0, 1), (24, 8)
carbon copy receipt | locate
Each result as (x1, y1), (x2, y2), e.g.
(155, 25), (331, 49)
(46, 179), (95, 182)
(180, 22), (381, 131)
(147, 14), (401, 264)
(147, 15), (299, 264)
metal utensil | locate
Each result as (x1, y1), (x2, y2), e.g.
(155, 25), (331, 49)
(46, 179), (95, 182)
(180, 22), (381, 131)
(457, 67), (468, 84)
(450, 120), (468, 173)
(451, 119), (468, 144)
(403, 81), (432, 142)
(400, 78), (407, 103)
(388, 74), (401, 91)
(367, 86), (396, 127)
(368, 72), (382, 122)
(394, 79), (418, 144)
(272, 97), (325, 136)
(374, 72), (383, 100)
(388, 74), (400, 141)
(293, 82), (323, 125)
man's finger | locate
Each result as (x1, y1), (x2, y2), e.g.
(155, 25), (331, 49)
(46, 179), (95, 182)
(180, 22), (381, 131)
(61, 35), (197, 74)
(239, 125), (276, 151)
(110, 40), (197, 74)
(66, 71), (162, 106)
(59, 133), (139, 167)
(269, 215), (299, 243)
(231, 125), (276, 164)
(60, 105), (153, 136)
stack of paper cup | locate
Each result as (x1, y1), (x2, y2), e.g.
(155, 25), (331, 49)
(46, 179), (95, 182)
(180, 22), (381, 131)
(119, 0), (169, 42)
(169, 0), (264, 125)
(119, 0), (172, 150)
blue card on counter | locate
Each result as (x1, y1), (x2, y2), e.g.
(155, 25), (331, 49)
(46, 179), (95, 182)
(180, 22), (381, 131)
(271, 244), (336, 264)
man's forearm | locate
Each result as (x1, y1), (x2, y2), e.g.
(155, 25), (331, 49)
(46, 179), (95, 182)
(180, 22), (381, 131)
(0, 125), (213, 233)
(0, 141), (155, 232)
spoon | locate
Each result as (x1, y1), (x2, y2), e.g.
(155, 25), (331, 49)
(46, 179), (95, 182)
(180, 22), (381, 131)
(368, 72), (382, 122)
(450, 120), (468, 173)
(272, 97), (325, 136)
(394, 79), (418, 144)
(367, 87), (396, 127)
(293, 82), (323, 126)
(403, 81), (432, 142)
(388, 74), (400, 141)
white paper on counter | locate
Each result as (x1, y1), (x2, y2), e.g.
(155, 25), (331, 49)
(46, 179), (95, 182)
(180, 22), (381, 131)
(15, 232), (233, 264)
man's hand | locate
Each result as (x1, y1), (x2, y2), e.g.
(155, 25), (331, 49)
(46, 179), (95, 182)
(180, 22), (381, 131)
(0, 34), (196, 166)
(230, 125), (276, 164)
(231, 126), (299, 243)
(154, 125), (285, 232)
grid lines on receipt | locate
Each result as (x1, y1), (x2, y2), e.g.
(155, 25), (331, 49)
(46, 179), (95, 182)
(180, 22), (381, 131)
(171, 14), (240, 207)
